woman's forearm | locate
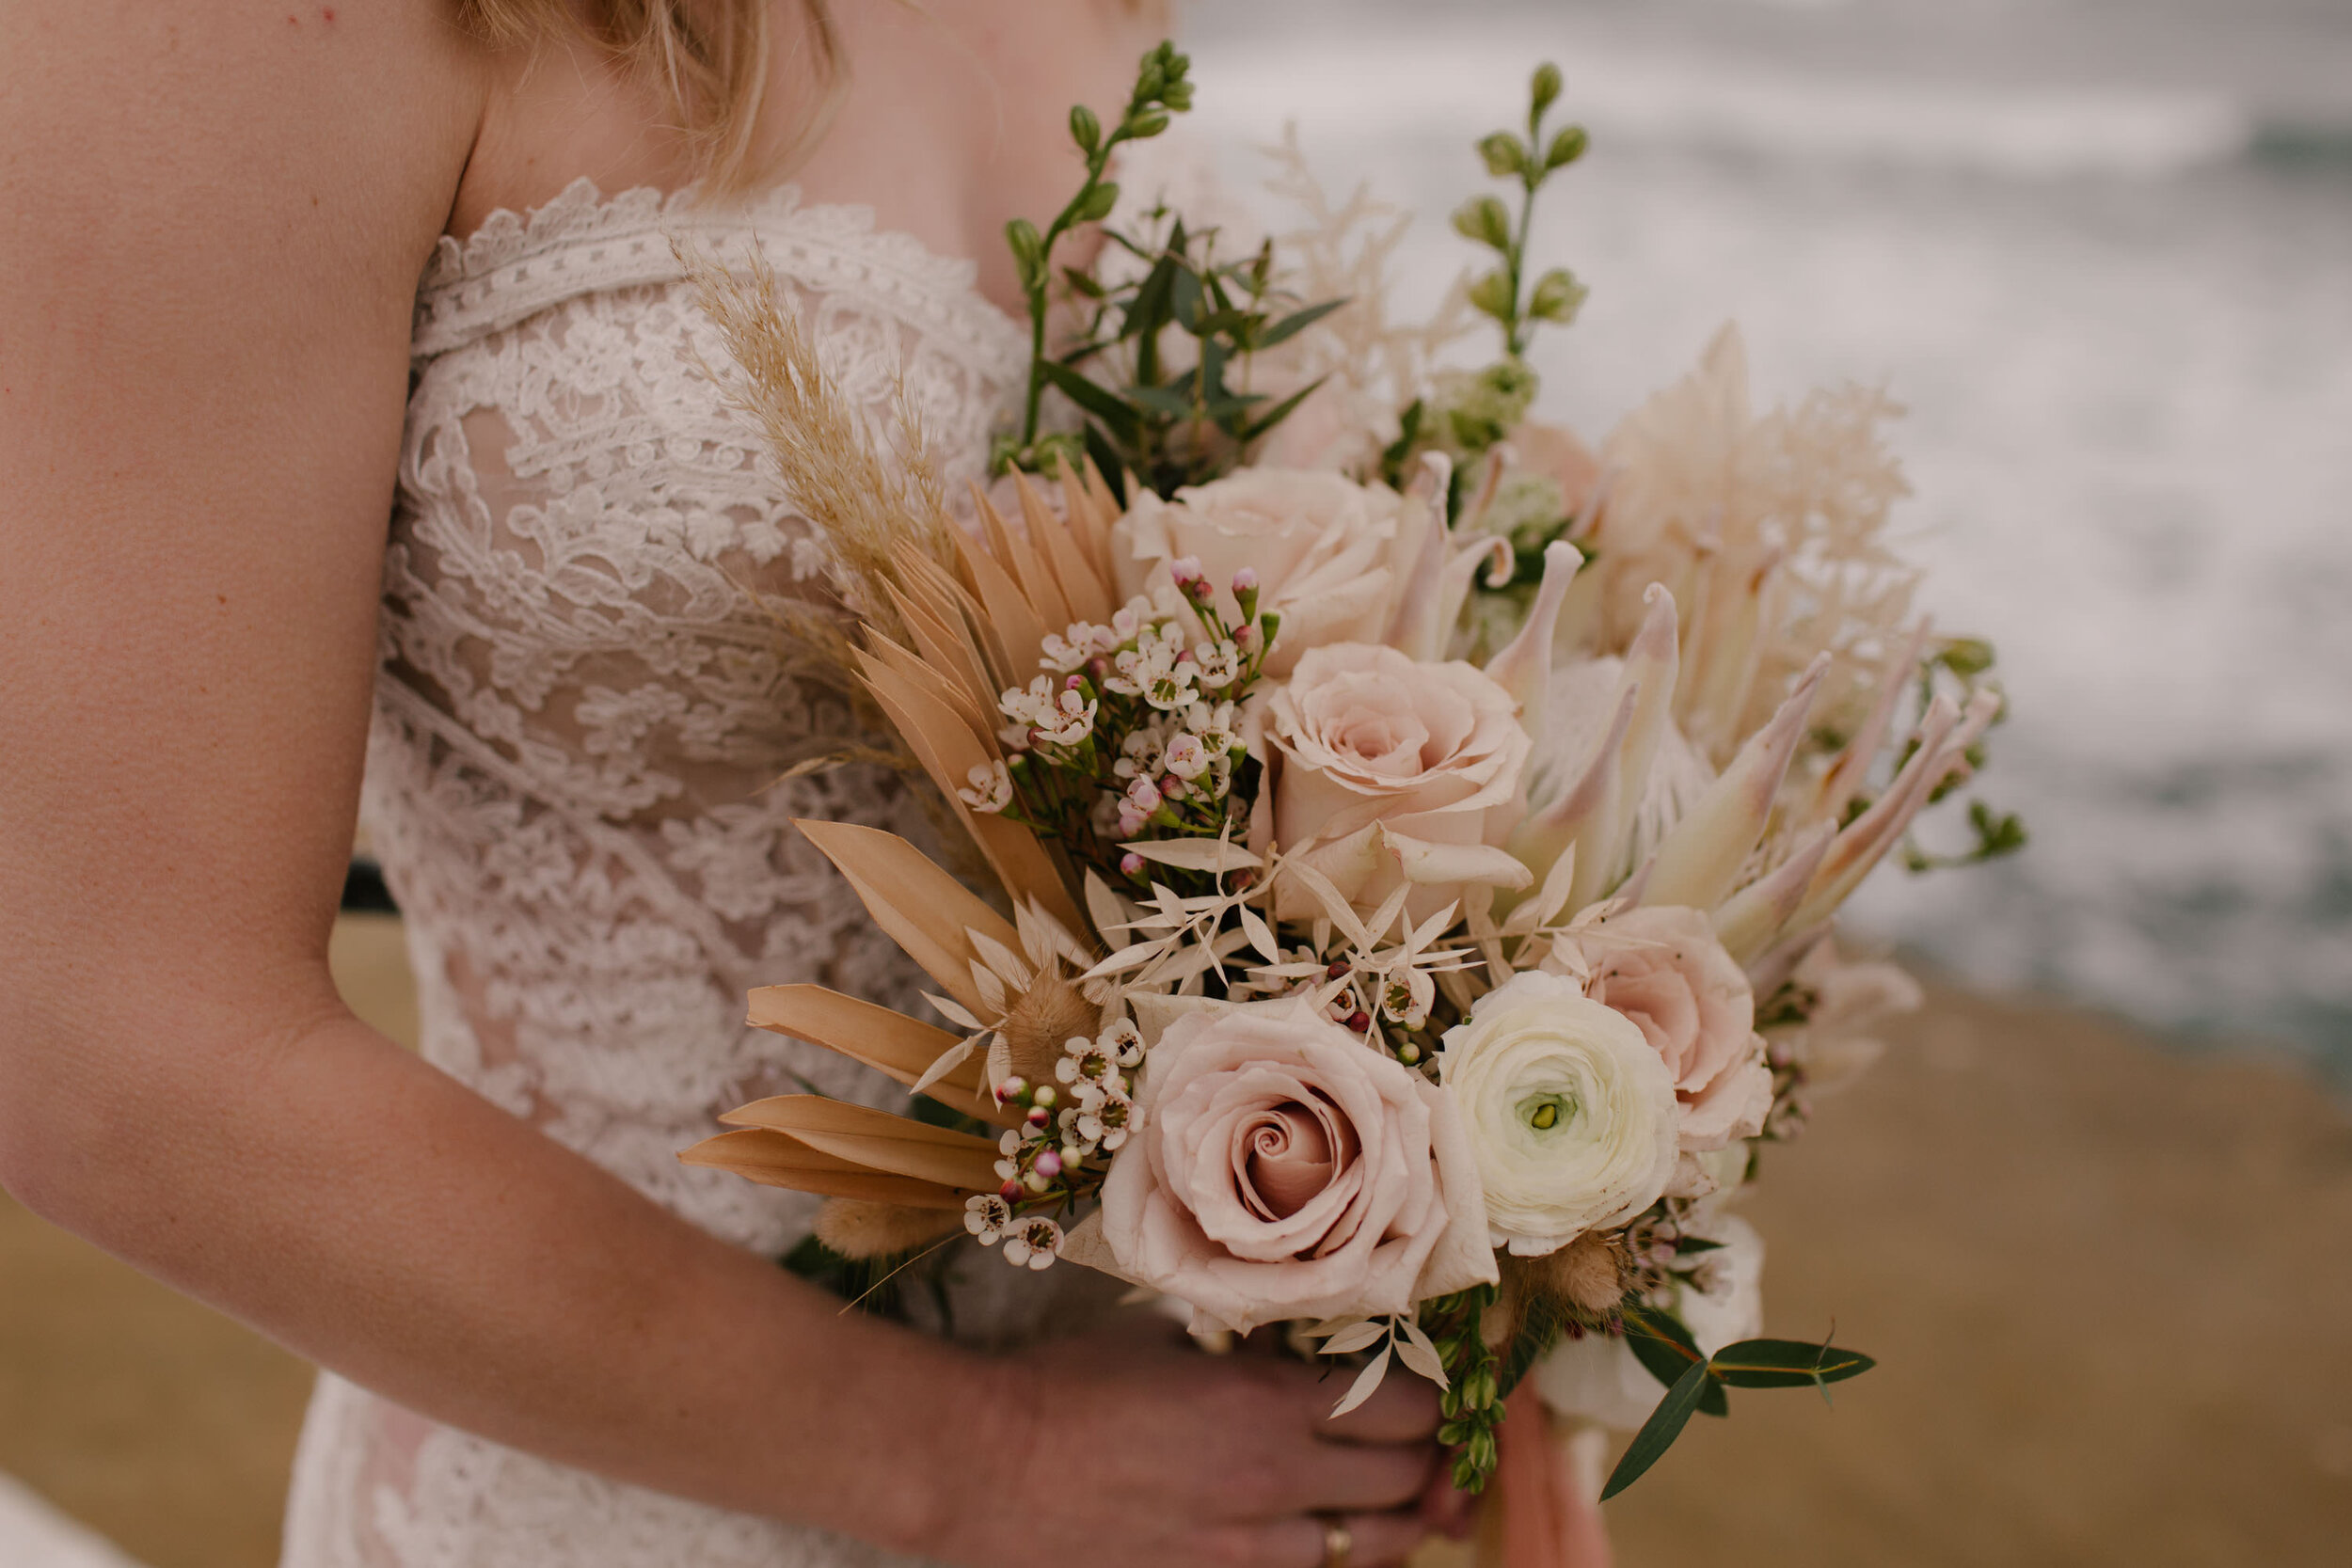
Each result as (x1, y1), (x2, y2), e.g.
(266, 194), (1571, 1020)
(2, 994), (993, 1551)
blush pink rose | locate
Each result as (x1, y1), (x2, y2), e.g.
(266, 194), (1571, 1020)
(1094, 1003), (1495, 1336)
(1259, 643), (1533, 924)
(1109, 470), (1437, 677)
(1550, 906), (1772, 1150)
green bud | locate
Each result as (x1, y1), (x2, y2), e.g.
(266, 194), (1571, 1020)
(1005, 217), (1046, 293)
(1938, 637), (1996, 678)
(1076, 182), (1120, 223)
(1129, 108), (1172, 139)
(1545, 124), (1590, 170)
(1467, 1429), (1498, 1471)
(1528, 267), (1587, 325)
(1477, 132), (1529, 179)
(1531, 62), (1563, 116)
(1069, 104), (1101, 153)
(1467, 269), (1514, 323)
(1452, 195), (1513, 252)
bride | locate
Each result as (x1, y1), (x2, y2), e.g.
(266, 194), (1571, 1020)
(1, 4), (1610, 1565)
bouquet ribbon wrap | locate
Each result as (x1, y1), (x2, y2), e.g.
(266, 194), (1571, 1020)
(1489, 1385), (1613, 1568)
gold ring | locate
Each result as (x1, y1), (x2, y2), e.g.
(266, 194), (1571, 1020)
(1319, 1515), (1353, 1568)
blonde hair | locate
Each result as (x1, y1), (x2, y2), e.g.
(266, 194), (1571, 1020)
(458, 0), (844, 190)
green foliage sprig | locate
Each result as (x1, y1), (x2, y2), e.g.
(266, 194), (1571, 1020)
(1899, 637), (2029, 873)
(994, 42), (1345, 497)
(1052, 214), (1346, 500)
(1379, 63), (1589, 502)
(1455, 62), (1589, 360)
(1606, 1307), (1875, 1497)
(999, 41), (1196, 472)
(1422, 1286), (1506, 1490)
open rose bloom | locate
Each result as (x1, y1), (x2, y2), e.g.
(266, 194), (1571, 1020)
(1086, 1002), (1495, 1335)
(1259, 643), (1534, 925)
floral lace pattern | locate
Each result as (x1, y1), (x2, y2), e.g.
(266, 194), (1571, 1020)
(282, 179), (1034, 1568)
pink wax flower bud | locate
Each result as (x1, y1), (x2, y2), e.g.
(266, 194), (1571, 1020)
(1065, 673), (1086, 690)
(1034, 1149), (1064, 1179)
(1119, 851), (1145, 878)
(1168, 555), (1204, 584)
(1231, 566), (1259, 593)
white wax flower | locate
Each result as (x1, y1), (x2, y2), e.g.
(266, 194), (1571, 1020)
(1437, 970), (1679, 1256)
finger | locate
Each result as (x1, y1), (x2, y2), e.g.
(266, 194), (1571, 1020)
(1417, 1471), (1479, 1542)
(1248, 1510), (1436, 1568)
(1318, 1368), (1442, 1444)
(1296, 1437), (1440, 1514)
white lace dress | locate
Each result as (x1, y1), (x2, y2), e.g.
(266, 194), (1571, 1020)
(279, 180), (1052, 1568)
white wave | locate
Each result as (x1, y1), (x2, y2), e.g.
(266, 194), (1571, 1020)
(1191, 32), (2251, 178)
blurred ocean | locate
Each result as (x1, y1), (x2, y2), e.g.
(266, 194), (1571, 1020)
(1182, 0), (2352, 1082)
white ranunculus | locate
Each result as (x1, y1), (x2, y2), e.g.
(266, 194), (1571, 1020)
(1109, 469), (1436, 677)
(1260, 642), (1533, 925)
(1532, 1215), (1765, 1432)
(1437, 970), (1679, 1256)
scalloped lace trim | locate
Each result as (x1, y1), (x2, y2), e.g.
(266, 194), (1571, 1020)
(412, 176), (1026, 374)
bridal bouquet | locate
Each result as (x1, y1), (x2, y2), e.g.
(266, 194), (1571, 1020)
(680, 43), (2019, 1519)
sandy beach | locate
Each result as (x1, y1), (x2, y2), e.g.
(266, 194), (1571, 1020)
(3, 912), (2345, 1568)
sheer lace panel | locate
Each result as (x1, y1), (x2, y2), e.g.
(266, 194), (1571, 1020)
(287, 181), (1049, 1568)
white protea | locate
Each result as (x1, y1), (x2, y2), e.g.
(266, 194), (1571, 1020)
(1565, 325), (1920, 766)
(1500, 542), (1997, 997)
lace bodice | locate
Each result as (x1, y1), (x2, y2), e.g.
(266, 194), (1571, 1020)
(282, 180), (1035, 1568)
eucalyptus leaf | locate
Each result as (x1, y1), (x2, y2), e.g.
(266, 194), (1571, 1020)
(1600, 1357), (1713, 1500)
(1708, 1338), (1877, 1389)
(1627, 1324), (1698, 1393)
(1620, 1303), (1702, 1360)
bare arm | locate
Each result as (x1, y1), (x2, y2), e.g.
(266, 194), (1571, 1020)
(0, 0), (980, 1542)
(0, 7), (1451, 1565)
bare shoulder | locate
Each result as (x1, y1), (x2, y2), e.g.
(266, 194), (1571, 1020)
(0, 5), (487, 1040)
(2, 3), (483, 278)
